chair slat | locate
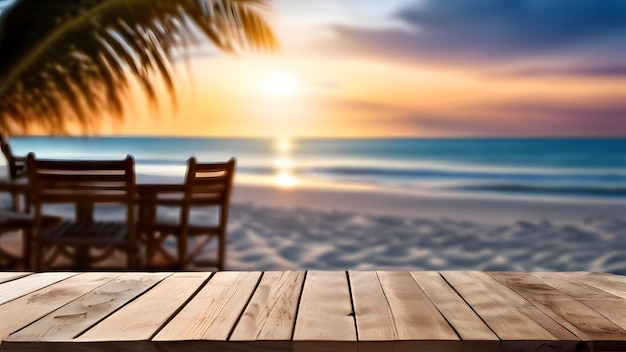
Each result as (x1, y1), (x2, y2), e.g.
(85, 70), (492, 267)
(27, 153), (137, 270)
(36, 174), (129, 183)
(33, 159), (132, 171)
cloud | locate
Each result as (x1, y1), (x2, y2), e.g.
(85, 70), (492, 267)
(321, 0), (626, 66)
(312, 95), (406, 114)
(493, 64), (626, 79)
(311, 93), (626, 136)
(482, 99), (626, 129)
(364, 98), (626, 136)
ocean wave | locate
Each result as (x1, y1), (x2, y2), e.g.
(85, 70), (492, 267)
(452, 184), (626, 198)
(305, 166), (626, 183)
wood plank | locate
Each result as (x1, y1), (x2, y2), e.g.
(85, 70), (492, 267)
(533, 272), (626, 337)
(154, 271), (261, 341)
(76, 272), (209, 342)
(490, 271), (626, 350)
(0, 272), (77, 306)
(535, 272), (626, 301)
(411, 271), (500, 352)
(442, 271), (577, 352)
(7, 272), (170, 342)
(566, 272), (626, 299)
(348, 271), (396, 352)
(293, 271), (357, 352)
(348, 271), (395, 345)
(230, 271), (304, 342)
(377, 271), (459, 352)
(0, 272), (31, 285)
(5, 270), (626, 352)
(0, 272), (119, 344)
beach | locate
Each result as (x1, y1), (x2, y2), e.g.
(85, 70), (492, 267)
(1, 136), (625, 274)
(229, 184), (626, 273)
(2, 181), (625, 274)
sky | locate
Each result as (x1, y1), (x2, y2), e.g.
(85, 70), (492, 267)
(5, 0), (626, 137)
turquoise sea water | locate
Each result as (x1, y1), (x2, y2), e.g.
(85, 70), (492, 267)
(9, 136), (626, 200)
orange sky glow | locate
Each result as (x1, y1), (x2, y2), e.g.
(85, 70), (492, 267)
(98, 1), (626, 138)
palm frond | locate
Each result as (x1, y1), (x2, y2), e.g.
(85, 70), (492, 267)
(0, 0), (278, 134)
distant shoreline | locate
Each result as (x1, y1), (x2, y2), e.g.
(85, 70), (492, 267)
(8, 136), (625, 203)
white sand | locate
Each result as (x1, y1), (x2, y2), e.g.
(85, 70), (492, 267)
(2, 177), (626, 274)
(226, 185), (626, 273)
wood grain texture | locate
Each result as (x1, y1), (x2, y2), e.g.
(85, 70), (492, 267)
(154, 271), (261, 341)
(534, 272), (625, 301)
(0, 272), (76, 306)
(411, 271), (499, 352)
(77, 272), (209, 342)
(0, 272), (30, 285)
(442, 271), (576, 352)
(230, 271), (304, 342)
(1, 271), (626, 352)
(348, 271), (395, 352)
(293, 271), (357, 352)
(566, 272), (626, 299)
(380, 271), (458, 341)
(378, 271), (460, 352)
(349, 271), (395, 338)
(8, 272), (170, 342)
(0, 272), (118, 342)
(490, 272), (626, 342)
(533, 272), (626, 334)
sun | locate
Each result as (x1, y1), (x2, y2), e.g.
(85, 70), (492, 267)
(275, 137), (293, 152)
(261, 71), (300, 96)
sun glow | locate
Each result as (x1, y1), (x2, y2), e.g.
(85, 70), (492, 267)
(275, 137), (293, 152)
(275, 171), (298, 188)
(273, 137), (299, 188)
(262, 71), (300, 96)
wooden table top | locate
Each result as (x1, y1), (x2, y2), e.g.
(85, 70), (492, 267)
(0, 271), (625, 352)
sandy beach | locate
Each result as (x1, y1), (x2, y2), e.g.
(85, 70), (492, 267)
(227, 185), (626, 273)
(2, 179), (625, 274)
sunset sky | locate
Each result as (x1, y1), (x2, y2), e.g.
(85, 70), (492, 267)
(21, 0), (626, 137)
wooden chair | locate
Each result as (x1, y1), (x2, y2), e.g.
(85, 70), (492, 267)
(138, 157), (235, 270)
(1, 134), (27, 211)
(26, 153), (138, 270)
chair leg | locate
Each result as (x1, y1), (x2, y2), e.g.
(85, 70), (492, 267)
(10, 191), (21, 212)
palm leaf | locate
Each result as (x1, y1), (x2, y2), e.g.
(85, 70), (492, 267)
(0, 0), (278, 134)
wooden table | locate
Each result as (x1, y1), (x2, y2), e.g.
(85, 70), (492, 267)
(0, 271), (625, 352)
(136, 183), (187, 267)
(0, 179), (187, 269)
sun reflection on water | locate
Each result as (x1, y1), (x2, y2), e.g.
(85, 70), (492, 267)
(275, 137), (293, 152)
(273, 137), (299, 188)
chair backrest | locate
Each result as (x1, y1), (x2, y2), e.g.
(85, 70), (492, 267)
(183, 157), (236, 223)
(1, 134), (26, 180)
(26, 153), (136, 207)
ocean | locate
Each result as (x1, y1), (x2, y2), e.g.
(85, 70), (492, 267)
(8, 136), (626, 200)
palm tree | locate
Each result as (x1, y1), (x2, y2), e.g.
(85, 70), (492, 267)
(0, 0), (278, 134)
